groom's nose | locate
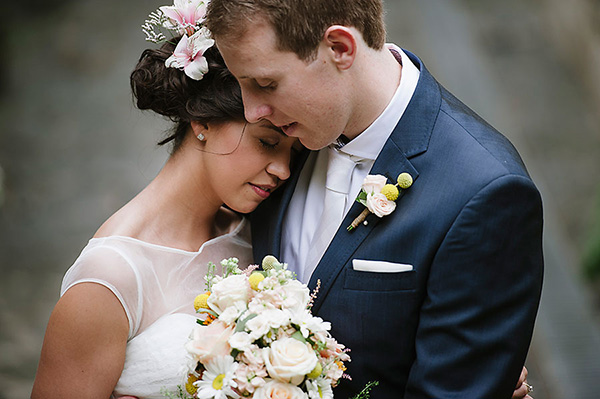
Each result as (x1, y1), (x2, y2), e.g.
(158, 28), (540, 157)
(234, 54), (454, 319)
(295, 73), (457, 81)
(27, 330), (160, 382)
(242, 91), (273, 124)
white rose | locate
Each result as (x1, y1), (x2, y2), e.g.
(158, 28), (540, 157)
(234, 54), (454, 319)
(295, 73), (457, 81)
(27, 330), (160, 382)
(280, 280), (310, 313)
(366, 192), (396, 217)
(361, 174), (387, 195)
(263, 337), (318, 385)
(208, 274), (251, 314)
(253, 380), (308, 399)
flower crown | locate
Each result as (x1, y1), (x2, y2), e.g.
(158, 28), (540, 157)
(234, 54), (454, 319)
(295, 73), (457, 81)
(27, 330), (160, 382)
(142, 0), (214, 81)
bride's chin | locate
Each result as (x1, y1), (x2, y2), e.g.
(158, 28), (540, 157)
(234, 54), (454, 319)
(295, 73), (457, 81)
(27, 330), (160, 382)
(226, 200), (261, 215)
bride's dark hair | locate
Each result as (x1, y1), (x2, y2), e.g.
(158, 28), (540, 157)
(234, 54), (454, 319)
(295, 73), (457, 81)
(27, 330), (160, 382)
(130, 40), (244, 151)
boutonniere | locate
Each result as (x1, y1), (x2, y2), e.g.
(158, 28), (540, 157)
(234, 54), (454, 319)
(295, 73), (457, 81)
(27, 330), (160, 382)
(347, 172), (413, 231)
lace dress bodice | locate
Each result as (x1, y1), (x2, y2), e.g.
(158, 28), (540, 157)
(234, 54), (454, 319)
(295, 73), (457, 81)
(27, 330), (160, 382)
(60, 216), (253, 398)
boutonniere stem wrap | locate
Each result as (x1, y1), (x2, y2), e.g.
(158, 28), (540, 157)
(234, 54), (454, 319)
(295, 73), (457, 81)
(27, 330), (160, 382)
(347, 172), (413, 231)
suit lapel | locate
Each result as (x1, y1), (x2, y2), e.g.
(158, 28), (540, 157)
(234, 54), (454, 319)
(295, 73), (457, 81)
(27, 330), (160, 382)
(309, 52), (442, 312)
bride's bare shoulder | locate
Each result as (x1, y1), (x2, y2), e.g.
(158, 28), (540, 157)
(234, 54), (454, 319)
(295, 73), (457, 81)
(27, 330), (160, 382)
(93, 197), (145, 239)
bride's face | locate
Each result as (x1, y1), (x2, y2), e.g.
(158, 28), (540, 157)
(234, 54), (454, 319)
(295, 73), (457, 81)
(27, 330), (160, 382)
(201, 120), (302, 213)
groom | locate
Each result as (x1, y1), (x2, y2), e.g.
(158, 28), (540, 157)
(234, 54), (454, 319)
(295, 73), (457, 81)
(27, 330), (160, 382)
(207, 1), (543, 398)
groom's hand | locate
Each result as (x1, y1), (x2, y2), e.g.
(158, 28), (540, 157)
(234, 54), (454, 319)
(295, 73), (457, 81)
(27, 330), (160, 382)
(512, 367), (533, 399)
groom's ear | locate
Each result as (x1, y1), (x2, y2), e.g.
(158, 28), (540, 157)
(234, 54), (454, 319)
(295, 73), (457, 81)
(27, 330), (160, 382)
(323, 25), (357, 71)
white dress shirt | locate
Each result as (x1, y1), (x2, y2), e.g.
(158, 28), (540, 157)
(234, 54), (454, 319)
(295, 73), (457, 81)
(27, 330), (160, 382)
(281, 45), (420, 282)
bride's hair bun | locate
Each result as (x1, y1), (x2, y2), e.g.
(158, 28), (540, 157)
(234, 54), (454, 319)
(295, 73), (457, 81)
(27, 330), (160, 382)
(130, 40), (244, 150)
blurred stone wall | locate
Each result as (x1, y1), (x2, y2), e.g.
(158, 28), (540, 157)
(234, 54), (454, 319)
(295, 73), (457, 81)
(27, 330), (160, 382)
(1, 0), (599, 398)
(0, 1), (169, 397)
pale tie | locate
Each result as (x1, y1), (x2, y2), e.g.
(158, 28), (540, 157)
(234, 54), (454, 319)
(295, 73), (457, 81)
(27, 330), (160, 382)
(302, 146), (357, 282)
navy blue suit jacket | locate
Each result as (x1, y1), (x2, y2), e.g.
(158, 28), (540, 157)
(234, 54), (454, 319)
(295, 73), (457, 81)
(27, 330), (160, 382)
(250, 51), (543, 398)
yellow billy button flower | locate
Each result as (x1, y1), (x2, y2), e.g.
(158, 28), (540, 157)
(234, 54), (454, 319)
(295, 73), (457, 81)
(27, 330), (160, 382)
(262, 255), (280, 271)
(397, 172), (413, 189)
(307, 362), (323, 379)
(381, 184), (399, 201)
(248, 272), (265, 290)
(185, 373), (200, 395)
(194, 292), (211, 311)
(348, 172), (414, 231)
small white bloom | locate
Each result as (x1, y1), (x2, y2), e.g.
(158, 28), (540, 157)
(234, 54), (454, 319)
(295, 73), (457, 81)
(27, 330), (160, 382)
(246, 309), (291, 340)
(229, 331), (254, 352)
(290, 310), (331, 338)
(306, 377), (334, 399)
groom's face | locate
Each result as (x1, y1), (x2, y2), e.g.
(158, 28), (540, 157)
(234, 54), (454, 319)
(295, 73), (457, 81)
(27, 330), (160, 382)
(217, 19), (352, 150)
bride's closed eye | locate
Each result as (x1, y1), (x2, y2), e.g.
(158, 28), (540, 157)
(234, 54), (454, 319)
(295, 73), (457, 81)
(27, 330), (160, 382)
(259, 138), (279, 149)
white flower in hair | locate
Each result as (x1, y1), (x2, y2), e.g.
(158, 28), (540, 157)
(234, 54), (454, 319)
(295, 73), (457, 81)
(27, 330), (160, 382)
(160, 0), (209, 36)
(165, 27), (215, 80)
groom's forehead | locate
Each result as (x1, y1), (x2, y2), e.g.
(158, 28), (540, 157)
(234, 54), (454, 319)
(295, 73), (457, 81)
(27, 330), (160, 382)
(218, 34), (300, 76)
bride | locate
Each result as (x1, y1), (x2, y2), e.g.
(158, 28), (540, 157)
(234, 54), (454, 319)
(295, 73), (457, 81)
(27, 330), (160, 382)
(31, 24), (301, 398)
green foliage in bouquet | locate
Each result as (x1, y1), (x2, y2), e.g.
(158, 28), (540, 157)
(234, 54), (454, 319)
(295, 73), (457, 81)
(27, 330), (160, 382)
(161, 385), (193, 399)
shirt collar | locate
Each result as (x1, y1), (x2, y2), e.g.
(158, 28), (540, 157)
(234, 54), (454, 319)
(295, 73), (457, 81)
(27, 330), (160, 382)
(339, 45), (420, 160)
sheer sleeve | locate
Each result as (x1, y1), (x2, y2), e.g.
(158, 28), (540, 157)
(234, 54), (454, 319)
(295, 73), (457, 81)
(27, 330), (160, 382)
(60, 240), (142, 340)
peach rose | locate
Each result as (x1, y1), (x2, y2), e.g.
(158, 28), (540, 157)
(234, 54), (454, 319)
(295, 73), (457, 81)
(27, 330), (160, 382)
(253, 380), (307, 399)
(185, 320), (234, 364)
(366, 192), (396, 217)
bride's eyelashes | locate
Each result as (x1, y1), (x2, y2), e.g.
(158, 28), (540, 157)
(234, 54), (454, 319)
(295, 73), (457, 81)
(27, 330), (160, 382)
(259, 138), (279, 149)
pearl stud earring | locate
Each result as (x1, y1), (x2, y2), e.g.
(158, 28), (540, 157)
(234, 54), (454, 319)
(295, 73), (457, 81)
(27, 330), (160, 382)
(196, 133), (206, 141)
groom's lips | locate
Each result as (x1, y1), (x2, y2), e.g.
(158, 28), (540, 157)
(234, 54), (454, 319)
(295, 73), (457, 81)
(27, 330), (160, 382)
(250, 183), (275, 199)
(280, 122), (298, 136)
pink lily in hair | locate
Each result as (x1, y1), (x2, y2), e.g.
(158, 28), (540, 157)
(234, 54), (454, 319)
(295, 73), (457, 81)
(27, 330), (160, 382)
(160, 0), (208, 36)
(165, 28), (214, 80)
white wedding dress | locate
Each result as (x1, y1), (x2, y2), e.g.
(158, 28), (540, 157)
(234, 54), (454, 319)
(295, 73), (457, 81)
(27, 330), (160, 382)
(60, 215), (253, 399)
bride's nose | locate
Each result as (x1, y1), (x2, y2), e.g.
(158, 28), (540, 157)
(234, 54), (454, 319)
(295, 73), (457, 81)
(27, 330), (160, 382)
(266, 151), (291, 181)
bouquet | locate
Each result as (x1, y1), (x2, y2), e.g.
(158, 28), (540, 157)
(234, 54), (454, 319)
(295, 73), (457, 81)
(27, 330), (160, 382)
(178, 256), (366, 399)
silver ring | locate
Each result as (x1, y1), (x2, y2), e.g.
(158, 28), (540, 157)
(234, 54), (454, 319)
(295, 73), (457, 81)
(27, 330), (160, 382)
(524, 382), (533, 394)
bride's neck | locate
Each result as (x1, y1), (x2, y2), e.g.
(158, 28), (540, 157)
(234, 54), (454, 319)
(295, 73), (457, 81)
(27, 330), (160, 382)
(96, 145), (225, 251)
(138, 148), (222, 248)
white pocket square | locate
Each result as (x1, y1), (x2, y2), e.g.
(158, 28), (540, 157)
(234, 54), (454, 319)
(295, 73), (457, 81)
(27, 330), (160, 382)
(352, 259), (413, 273)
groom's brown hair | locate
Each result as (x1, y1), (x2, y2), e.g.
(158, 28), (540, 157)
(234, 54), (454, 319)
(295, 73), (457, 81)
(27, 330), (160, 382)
(206, 0), (386, 61)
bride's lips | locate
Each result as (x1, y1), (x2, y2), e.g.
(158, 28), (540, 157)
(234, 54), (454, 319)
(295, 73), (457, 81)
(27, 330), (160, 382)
(250, 183), (275, 199)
